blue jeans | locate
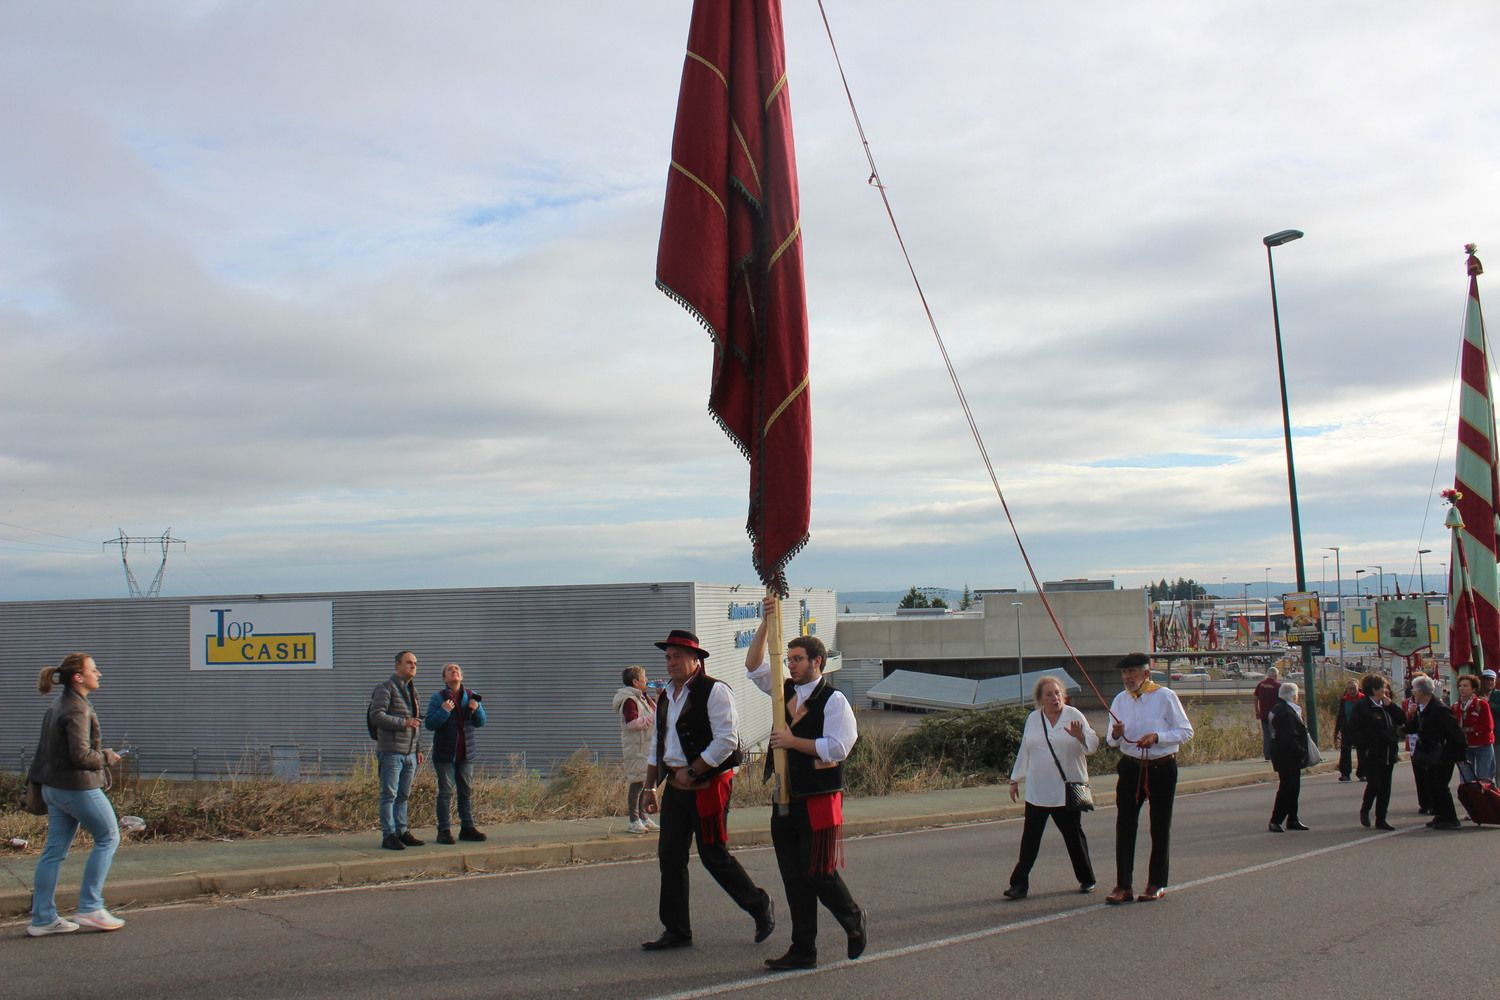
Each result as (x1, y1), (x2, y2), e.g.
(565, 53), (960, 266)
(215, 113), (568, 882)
(433, 758), (475, 832)
(32, 786), (119, 926)
(1467, 744), (1496, 783)
(378, 752), (417, 836)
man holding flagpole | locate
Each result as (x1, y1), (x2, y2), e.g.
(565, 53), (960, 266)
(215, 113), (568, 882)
(745, 596), (867, 970)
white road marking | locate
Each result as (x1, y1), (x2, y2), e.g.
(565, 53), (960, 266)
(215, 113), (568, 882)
(640, 825), (1411, 1000)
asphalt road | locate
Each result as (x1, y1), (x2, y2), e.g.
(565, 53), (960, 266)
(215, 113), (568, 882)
(7, 771), (1490, 1000)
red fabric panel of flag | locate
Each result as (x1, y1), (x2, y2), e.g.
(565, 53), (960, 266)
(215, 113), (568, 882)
(656, 0), (811, 595)
(1451, 248), (1500, 669)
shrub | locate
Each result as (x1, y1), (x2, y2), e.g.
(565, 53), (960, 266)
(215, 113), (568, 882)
(892, 706), (1028, 776)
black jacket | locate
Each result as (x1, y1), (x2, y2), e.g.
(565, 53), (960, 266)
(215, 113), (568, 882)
(1348, 697), (1405, 768)
(1410, 698), (1466, 767)
(1269, 700), (1310, 773)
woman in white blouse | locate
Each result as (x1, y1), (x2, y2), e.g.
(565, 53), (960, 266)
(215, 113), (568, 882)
(1004, 675), (1100, 899)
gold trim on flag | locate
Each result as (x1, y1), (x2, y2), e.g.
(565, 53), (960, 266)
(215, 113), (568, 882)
(764, 73), (788, 112)
(769, 218), (801, 269)
(765, 373), (810, 434)
(670, 161), (726, 218)
(686, 50), (728, 90)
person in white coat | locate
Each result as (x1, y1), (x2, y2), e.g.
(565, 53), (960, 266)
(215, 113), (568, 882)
(1004, 675), (1099, 899)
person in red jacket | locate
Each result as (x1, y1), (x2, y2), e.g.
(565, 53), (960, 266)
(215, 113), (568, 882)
(1253, 667), (1282, 761)
(1332, 678), (1366, 782)
(1454, 673), (1496, 782)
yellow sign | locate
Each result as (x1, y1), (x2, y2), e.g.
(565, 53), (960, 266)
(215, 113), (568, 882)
(205, 633), (317, 665)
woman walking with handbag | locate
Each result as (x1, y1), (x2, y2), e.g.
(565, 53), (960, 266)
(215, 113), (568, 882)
(26, 652), (126, 937)
(1267, 682), (1312, 832)
(1004, 675), (1099, 899)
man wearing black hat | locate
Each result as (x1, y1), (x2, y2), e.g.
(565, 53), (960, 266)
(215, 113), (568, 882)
(640, 628), (775, 951)
(1104, 652), (1194, 904)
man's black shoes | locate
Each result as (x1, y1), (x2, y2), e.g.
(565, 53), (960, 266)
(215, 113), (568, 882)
(398, 831), (425, 847)
(459, 826), (488, 841)
(753, 898), (776, 943)
(764, 951), (816, 971)
(435, 830), (456, 845)
(380, 833), (404, 850)
(846, 907), (867, 960)
(642, 931), (693, 951)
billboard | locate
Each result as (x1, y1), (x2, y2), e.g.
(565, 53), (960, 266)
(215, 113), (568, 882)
(1283, 592), (1324, 653)
(1376, 597), (1432, 657)
(189, 601), (334, 670)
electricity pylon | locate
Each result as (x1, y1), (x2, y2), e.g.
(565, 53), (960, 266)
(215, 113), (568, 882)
(103, 529), (186, 597)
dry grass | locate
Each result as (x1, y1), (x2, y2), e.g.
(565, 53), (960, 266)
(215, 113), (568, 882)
(1, 704), (1284, 852)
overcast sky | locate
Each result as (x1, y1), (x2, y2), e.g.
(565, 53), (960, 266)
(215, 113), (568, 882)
(3, 1), (1497, 603)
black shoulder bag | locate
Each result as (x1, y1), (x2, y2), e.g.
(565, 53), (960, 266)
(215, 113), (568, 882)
(1041, 713), (1095, 812)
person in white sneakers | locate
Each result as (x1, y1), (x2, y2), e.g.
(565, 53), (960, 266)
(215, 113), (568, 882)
(614, 665), (657, 835)
(26, 652), (127, 936)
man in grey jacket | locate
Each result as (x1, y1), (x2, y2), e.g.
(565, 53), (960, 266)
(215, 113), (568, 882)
(369, 650), (426, 850)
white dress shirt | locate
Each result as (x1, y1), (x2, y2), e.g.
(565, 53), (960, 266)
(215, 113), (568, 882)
(748, 660), (858, 762)
(646, 671), (739, 769)
(1009, 705), (1099, 807)
(1106, 685), (1194, 759)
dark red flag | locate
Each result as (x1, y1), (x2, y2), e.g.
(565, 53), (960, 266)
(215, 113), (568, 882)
(656, 0), (811, 595)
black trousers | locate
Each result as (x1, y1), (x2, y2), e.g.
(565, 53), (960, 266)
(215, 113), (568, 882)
(1115, 756), (1177, 890)
(1361, 760), (1395, 822)
(1337, 738), (1364, 779)
(1412, 758), (1432, 811)
(657, 782), (770, 938)
(1270, 767), (1301, 825)
(771, 798), (862, 960)
(1009, 802), (1094, 890)
(1423, 758), (1458, 823)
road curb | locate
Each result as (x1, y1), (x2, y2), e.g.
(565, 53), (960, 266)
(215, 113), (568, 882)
(0, 765), (1304, 918)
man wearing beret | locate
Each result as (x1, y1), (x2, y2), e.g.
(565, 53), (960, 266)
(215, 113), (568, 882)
(640, 629), (775, 951)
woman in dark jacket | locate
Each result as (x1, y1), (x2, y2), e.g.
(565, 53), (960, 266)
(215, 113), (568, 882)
(1347, 673), (1404, 830)
(26, 653), (126, 937)
(1268, 682), (1311, 832)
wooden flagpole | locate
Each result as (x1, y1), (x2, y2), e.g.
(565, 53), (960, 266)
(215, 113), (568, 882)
(767, 588), (790, 812)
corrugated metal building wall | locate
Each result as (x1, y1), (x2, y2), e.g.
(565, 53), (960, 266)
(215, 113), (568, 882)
(1, 583), (838, 778)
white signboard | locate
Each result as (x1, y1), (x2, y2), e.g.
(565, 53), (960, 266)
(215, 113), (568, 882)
(189, 601), (334, 670)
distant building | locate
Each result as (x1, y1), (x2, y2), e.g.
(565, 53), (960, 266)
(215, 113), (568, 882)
(1042, 578), (1115, 593)
(0, 582), (839, 778)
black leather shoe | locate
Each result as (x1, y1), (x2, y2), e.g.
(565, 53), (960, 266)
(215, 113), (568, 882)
(1002, 885), (1027, 900)
(1359, 811), (1370, 828)
(1268, 822), (1284, 833)
(1433, 819), (1463, 830)
(641, 931), (693, 951)
(753, 898), (776, 943)
(1286, 819), (1311, 831)
(381, 833), (404, 851)
(1079, 881), (1097, 894)
(846, 907), (867, 960)
(764, 951), (816, 971)
(1338, 775), (1351, 782)
(435, 830), (456, 845)
(459, 827), (487, 841)
(399, 831), (425, 847)
(1375, 820), (1395, 830)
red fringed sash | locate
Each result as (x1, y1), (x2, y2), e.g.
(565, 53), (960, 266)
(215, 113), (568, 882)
(805, 791), (844, 875)
(695, 771), (734, 845)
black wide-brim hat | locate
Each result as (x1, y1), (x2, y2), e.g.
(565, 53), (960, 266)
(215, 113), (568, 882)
(655, 629), (710, 659)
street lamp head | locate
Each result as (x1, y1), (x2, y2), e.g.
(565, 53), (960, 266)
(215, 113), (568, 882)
(1264, 229), (1304, 247)
(1010, 601), (1023, 608)
(1419, 548), (1432, 555)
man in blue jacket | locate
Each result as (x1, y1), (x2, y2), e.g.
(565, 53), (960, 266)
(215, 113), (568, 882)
(426, 662), (488, 843)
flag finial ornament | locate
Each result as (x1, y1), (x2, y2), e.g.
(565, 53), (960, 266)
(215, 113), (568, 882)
(1467, 243), (1483, 278)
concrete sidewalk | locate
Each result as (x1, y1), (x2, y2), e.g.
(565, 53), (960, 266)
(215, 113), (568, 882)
(0, 758), (1298, 919)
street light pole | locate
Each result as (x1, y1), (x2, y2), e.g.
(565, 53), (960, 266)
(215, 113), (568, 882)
(1264, 227), (1317, 739)
(1325, 546), (1344, 671)
(1011, 601), (1025, 677)
(1418, 549), (1431, 594)
(1355, 569), (1365, 596)
(1369, 564), (1384, 599)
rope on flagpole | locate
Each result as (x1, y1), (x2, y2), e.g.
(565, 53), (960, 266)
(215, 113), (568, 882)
(814, 0), (1127, 726)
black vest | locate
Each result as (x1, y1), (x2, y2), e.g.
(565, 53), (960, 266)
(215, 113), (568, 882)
(765, 677), (844, 798)
(655, 668), (740, 776)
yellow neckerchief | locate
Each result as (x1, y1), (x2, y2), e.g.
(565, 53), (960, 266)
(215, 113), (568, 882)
(1128, 678), (1161, 699)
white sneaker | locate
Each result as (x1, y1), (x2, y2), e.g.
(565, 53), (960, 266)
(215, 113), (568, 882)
(73, 909), (125, 932)
(627, 819), (648, 835)
(27, 917), (79, 937)
(643, 816), (659, 830)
